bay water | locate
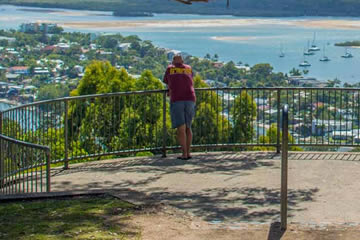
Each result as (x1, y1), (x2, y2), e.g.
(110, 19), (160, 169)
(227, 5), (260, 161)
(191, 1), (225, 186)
(1, 4), (360, 83)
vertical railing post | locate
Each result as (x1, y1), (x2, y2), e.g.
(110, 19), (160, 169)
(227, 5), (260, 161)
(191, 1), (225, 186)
(276, 89), (281, 153)
(0, 137), (3, 193)
(46, 149), (51, 192)
(0, 112), (3, 192)
(64, 100), (69, 170)
(162, 91), (167, 158)
(0, 111), (3, 134)
(281, 104), (289, 230)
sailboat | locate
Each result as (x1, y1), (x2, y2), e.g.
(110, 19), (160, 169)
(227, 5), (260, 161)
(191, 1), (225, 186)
(299, 60), (311, 67)
(319, 45), (330, 62)
(299, 54), (311, 67)
(341, 48), (353, 58)
(309, 32), (320, 51)
(304, 42), (315, 56)
(279, 44), (285, 58)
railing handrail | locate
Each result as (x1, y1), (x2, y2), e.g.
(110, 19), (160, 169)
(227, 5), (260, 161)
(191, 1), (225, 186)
(0, 134), (50, 152)
(0, 89), (168, 114)
(2, 86), (360, 114)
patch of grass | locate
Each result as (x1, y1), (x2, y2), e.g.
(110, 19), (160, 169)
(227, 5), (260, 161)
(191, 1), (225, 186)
(0, 195), (141, 240)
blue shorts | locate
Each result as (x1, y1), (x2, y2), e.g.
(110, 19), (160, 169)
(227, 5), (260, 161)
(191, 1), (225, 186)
(170, 101), (196, 129)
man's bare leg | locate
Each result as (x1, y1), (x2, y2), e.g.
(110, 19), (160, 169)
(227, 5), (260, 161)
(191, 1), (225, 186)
(177, 124), (187, 158)
(186, 127), (192, 158)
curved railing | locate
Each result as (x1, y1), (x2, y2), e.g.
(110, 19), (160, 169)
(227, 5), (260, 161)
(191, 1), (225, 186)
(0, 134), (50, 194)
(1, 87), (360, 194)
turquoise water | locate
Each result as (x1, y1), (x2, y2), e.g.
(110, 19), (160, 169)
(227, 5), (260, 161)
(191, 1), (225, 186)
(1, 5), (360, 83)
(0, 102), (11, 111)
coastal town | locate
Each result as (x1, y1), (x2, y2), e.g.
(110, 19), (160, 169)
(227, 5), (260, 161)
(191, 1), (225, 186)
(0, 22), (197, 106)
(0, 22), (331, 108)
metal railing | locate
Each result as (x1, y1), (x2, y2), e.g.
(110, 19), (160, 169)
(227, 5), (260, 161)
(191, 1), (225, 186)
(1, 87), (360, 195)
(0, 134), (50, 194)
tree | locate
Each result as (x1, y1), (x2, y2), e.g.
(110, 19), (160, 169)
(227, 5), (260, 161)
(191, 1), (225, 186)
(326, 78), (341, 87)
(103, 38), (118, 49)
(253, 124), (302, 151)
(68, 61), (135, 152)
(212, 53), (219, 61)
(71, 61), (134, 96)
(36, 84), (70, 101)
(232, 91), (257, 143)
(251, 63), (273, 78)
(130, 41), (141, 51)
(0, 39), (8, 47)
(0, 70), (6, 82)
(22, 128), (88, 161)
(66, 61), (174, 156)
(289, 68), (302, 76)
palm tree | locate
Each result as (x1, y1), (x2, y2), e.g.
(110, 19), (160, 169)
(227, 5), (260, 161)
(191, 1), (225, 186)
(289, 68), (301, 76)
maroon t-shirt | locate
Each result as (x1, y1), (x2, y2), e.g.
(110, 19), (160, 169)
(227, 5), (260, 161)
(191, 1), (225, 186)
(163, 63), (196, 103)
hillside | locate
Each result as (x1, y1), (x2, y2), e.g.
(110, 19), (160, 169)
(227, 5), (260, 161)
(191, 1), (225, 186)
(2, 0), (360, 16)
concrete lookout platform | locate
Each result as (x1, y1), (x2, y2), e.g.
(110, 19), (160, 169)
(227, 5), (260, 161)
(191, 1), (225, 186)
(50, 151), (360, 226)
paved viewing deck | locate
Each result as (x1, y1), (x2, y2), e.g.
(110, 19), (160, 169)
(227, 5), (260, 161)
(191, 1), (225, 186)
(51, 151), (360, 226)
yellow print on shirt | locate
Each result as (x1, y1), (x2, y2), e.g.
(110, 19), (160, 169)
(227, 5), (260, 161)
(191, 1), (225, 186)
(169, 67), (192, 75)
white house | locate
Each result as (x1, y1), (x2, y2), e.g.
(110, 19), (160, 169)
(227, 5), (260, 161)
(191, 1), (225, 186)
(312, 119), (353, 135)
(118, 43), (132, 51)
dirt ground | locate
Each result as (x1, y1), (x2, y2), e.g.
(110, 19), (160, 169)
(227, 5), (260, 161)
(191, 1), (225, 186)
(123, 204), (360, 240)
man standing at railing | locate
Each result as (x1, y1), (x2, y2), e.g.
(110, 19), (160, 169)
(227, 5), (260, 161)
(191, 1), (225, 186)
(163, 55), (196, 160)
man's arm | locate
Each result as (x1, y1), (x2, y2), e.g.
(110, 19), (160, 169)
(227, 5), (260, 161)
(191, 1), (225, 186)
(163, 67), (169, 85)
(163, 67), (170, 96)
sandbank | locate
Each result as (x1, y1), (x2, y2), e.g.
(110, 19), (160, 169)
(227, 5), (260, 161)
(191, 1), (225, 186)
(211, 36), (282, 42)
(211, 36), (256, 41)
(59, 18), (360, 30)
(293, 19), (360, 30)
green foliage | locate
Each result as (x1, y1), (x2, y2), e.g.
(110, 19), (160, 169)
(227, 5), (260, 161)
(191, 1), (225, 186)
(335, 41), (360, 46)
(103, 37), (118, 49)
(21, 128), (88, 160)
(232, 91), (257, 143)
(0, 70), (6, 82)
(71, 61), (134, 96)
(193, 74), (208, 88)
(248, 63), (286, 87)
(254, 124), (303, 151)
(2, 119), (22, 139)
(36, 84), (70, 101)
(192, 101), (231, 145)
(67, 61), (171, 157)
(135, 70), (164, 91)
(289, 68), (302, 76)
(136, 151), (154, 156)
(326, 78), (342, 87)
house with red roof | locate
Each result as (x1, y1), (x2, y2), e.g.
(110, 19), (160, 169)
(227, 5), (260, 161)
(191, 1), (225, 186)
(42, 45), (57, 53)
